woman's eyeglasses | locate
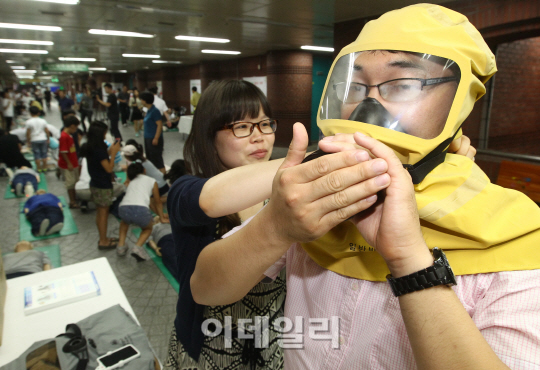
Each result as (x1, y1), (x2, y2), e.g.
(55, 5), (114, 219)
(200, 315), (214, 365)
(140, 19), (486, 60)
(221, 119), (278, 138)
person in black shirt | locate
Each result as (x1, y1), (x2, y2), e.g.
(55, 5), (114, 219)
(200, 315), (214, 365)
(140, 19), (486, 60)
(117, 85), (130, 127)
(96, 83), (122, 141)
(0, 128), (32, 169)
(81, 121), (121, 250)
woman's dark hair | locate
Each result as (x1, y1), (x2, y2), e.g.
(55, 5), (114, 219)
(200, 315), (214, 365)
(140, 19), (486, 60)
(124, 139), (145, 161)
(140, 91), (154, 105)
(127, 161), (145, 181)
(183, 79), (272, 236)
(86, 121), (108, 153)
(164, 159), (186, 185)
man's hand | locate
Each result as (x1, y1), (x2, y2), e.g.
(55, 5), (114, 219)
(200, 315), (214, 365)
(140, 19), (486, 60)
(110, 140), (121, 154)
(67, 163), (74, 171)
(264, 124), (391, 246)
(152, 137), (158, 146)
(166, 120), (172, 128)
(348, 133), (432, 277)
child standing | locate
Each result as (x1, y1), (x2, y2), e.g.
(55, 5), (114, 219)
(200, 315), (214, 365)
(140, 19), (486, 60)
(25, 106), (50, 172)
(117, 161), (168, 260)
(58, 116), (80, 208)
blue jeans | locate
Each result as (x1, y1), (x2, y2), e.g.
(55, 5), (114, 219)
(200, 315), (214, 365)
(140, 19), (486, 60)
(12, 173), (38, 192)
(31, 140), (48, 160)
(27, 206), (64, 236)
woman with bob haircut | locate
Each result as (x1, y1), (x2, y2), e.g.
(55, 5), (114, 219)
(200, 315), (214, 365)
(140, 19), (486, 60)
(164, 80), (285, 369)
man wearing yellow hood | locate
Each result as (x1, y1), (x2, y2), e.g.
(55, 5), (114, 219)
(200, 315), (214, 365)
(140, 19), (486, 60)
(190, 4), (540, 370)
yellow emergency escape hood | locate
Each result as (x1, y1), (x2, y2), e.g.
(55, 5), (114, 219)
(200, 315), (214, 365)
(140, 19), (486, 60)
(302, 3), (540, 281)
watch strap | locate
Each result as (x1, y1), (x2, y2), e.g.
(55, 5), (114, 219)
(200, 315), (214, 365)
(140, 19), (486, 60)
(386, 249), (456, 297)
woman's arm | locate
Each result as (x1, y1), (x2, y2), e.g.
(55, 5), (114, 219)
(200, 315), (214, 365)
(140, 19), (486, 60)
(151, 182), (168, 223)
(199, 158), (284, 218)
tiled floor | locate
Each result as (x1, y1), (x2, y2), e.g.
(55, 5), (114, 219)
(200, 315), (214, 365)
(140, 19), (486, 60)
(1, 103), (317, 363)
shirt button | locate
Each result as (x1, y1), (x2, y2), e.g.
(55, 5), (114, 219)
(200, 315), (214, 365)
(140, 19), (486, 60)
(351, 282), (359, 291)
(339, 336), (346, 346)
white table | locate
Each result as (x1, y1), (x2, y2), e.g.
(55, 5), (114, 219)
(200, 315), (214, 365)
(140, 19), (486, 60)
(178, 115), (193, 136)
(0, 257), (138, 366)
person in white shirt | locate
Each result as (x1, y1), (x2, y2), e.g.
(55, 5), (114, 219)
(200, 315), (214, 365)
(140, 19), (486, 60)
(25, 106), (50, 172)
(2, 89), (14, 130)
(116, 160), (168, 261)
(148, 87), (172, 127)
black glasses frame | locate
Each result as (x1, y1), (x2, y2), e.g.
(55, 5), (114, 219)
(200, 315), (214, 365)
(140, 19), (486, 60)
(333, 77), (458, 103)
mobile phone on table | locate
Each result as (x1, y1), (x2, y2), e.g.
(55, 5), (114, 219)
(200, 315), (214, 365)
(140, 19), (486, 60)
(95, 344), (140, 369)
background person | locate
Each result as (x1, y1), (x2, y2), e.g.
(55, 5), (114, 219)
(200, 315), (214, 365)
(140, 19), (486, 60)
(96, 83), (122, 141)
(25, 106), (50, 173)
(3, 241), (51, 279)
(58, 116), (81, 209)
(0, 127), (32, 170)
(129, 88), (144, 137)
(190, 86), (200, 112)
(57, 89), (74, 114)
(79, 88), (94, 134)
(116, 161), (168, 260)
(84, 121), (121, 250)
(139, 92), (165, 174)
(24, 190), (64, 237)
(118, 85), (130, 127)
(2, 89), (14, 130)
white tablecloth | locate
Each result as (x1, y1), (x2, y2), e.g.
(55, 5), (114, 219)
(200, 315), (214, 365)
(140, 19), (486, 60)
(0, 257), (138, 366)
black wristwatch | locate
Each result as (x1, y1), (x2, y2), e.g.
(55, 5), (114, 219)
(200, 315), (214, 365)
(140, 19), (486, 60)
(386, 248), (457, 297)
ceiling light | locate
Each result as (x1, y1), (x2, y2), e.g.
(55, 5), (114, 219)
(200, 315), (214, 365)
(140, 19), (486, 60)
(301, 45), (334, 52)
(6, 60), (17, 63)
(163, 48), (187, 52)
(0, 49), (48, 54)
(228, 17), (299, 28)
(10, 66), (25, 69)
(89, 67), (107, 71)
(116, 4), (203, 17)
(39, 75), (53, 79)
(33, 0), (79, 4)
(175, 35), (229, 43)
(111, 70), (127, 73)
(14, 70), (37, 73)
(58, 57), (96, 61)
(88, 29), (154, 38)
(0, 39), (54, 46)
(152, 60), (182, 64)
(201, 50), (241, 55)
(122, 54), (159, 58)
(0, 23), (62, 32)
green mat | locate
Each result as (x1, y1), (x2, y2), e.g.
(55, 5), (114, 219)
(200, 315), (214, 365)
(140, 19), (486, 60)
(132, 227), (179, 293)
(35, 244), (62, 268)
(5, 172), (48, 199)
(23, 152), (35, 161)
(19, 196), (79, 242)
(164, 128), (179, 132)
(2, 244), (62, 269)
(115, 171), (126, 183)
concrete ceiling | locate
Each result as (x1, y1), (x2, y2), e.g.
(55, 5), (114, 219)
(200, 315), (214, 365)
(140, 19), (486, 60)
(0, 0), (453, 80)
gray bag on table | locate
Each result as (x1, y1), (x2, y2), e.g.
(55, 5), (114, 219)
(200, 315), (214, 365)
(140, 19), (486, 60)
(1, 304), (156, 370)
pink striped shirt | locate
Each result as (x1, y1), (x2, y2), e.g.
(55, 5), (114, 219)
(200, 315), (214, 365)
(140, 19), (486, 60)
(261, 243), (540, 369)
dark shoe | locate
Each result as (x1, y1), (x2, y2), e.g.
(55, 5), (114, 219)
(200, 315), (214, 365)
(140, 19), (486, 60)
(98, 240), (118, 250)
(80, 201), (88, 213)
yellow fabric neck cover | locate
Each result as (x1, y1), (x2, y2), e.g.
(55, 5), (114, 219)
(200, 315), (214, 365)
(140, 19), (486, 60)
(302, 4), (540, 281)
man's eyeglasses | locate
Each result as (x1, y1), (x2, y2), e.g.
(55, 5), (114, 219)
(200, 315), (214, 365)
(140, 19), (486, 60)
(221, 119), (278, 138)
(333, 77), (458, 104)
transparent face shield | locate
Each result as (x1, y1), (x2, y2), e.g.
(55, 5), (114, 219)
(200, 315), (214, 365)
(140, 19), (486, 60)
(319, 50), (461, 139)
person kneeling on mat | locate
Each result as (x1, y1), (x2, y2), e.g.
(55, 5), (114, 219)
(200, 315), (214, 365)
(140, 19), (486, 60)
(9, 166), (40, 197)
(3, 241), (51, 279)
(116, 161), (168, 261)
(24, 190), (64, 236)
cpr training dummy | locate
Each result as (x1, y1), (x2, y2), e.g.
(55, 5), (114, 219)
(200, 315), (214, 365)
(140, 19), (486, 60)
(191, 4), (540, 369)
